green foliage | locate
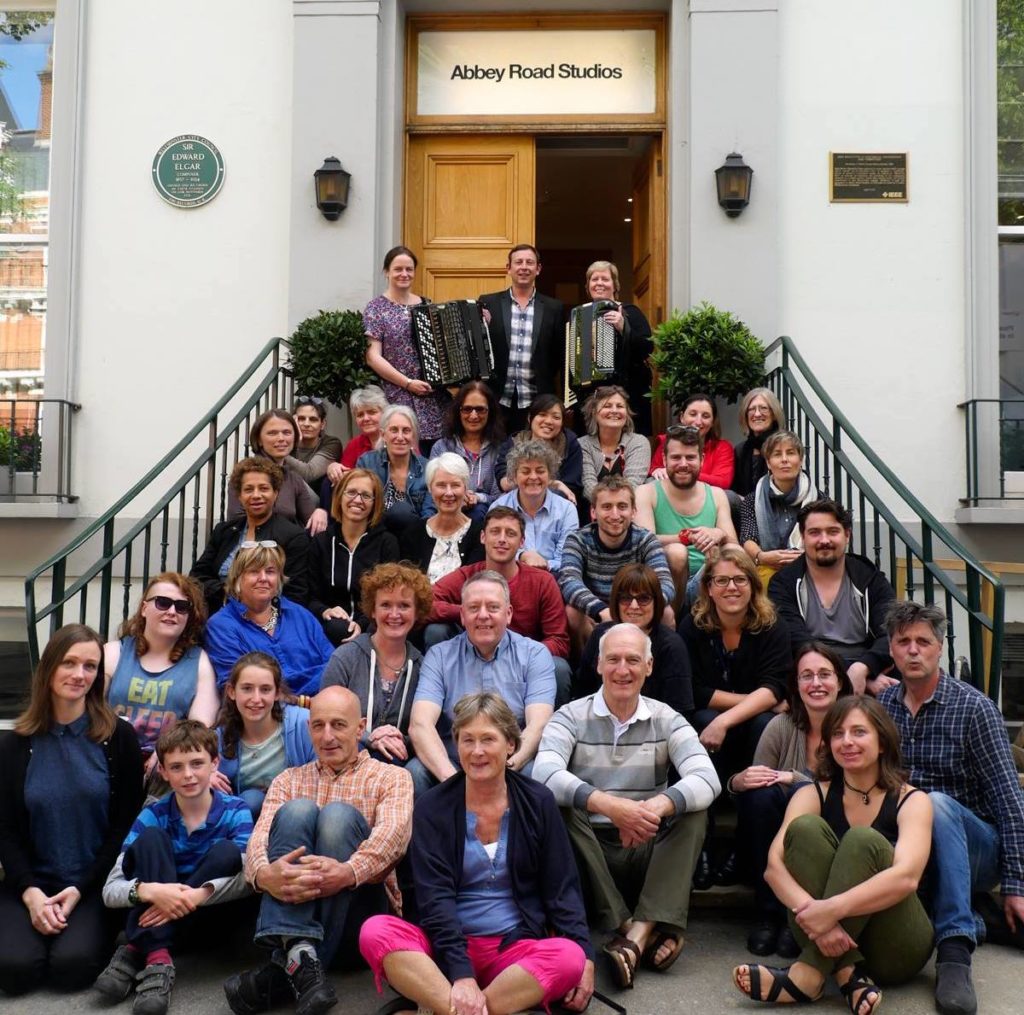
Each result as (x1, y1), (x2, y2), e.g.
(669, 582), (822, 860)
(0, 422), (42, 471)
(0, 13), (53, 42)
(287, 309), (374, 407)
(650, 301), (765, 407)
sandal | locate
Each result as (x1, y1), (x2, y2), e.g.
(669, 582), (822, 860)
(838, 966), (882, 1015)
(602, 934), (641, 989)
(641, 929), (684, 972)
(732, 964), (824, 1004)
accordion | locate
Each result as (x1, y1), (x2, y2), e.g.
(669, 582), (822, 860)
(564, 300), (619, 407)
(410, 300), (495, 388)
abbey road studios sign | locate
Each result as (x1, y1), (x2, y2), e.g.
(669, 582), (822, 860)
(830, 152), (908, 203)
(152, 135), (225, 208)
(417, 29), (657, 116)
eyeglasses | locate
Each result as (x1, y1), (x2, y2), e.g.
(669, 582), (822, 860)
(294, 396), (324, 407)
(619, 593), (654, 607)
(145, 595), (192, 615)
(797, 669), (838, 684)
(343, 489), (374, 502)
(240, 540), (279, 550)
(747, 406), (771, 417)
(666, 424), (701, 438)
(460, 405), (489, 416)
(709, 575), (750, 588)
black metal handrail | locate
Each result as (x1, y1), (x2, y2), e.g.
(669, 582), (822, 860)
(23, 339), (293, 665)
(2, 397), (80, 501)
(959, 397), (1024, 504)
(766, 337), (1005, 702)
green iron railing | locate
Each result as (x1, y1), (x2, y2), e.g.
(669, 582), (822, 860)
(2, 397), (81, 501)
(24, 339), (294, 666)
(959, 397), (1024, 504)
(767, 337), (1005, 702)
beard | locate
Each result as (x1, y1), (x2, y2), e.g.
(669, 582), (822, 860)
(667, 469), (698, 490)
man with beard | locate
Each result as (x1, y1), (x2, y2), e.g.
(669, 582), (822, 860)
(768, 499), (896, 694)
(635, 425), (737, 602)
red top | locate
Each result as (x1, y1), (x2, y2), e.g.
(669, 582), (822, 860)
(428, 561), (570, 660)
(649, 433), (735, 489)
(341, 433), (375, 469)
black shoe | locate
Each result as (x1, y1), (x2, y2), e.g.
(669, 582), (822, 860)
(224, 960), (293, 1015)
(935, 962), (978, 1015)
(775, 925), (800, 959)
(287, 951), (337, 1015)
(713, 850), (741, 887)
(95, 944), (144, 1002)
(133, 963), (175, 1015)
(692, 848), (713, 891)
(746, 922), (778, 956)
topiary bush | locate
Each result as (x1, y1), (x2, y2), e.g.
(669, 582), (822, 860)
(650, 301), (765, 407)
(287, 309), (375, 406)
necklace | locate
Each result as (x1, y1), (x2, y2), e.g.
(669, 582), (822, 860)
(255, 603), (279, 635)
(843, 778), (877, 805)
(372, 638), (407, 676)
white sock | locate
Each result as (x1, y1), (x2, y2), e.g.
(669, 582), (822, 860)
(285, 940), (317, 972)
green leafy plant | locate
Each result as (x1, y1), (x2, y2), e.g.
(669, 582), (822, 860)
(0, 422), (42, 471)
(287, 309), (374, 406)
(650, 301), (765, 406)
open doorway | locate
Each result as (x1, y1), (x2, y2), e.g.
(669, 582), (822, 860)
(534, 135), (654, 308)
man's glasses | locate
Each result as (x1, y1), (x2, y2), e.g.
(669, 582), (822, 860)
(294, 396), (324, 407)
(460, 405), (489, 416)
(146, 595), (192, 615)
(666, 424), (701, 437)
(709, 575), (750, 588)
(344, 490), (375, 503)
(240, 540), (279, 550)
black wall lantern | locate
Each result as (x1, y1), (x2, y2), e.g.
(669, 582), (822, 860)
(314, 156), (352, 220)
(715, 152), (753, 218)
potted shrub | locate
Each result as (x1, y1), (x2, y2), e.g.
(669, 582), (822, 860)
(287, 309), (375, 406)
(650, 301), (766, 408)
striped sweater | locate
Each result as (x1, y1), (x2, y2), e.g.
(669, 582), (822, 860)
(557, 522), (674, 620)
(534, 692), (720, 824)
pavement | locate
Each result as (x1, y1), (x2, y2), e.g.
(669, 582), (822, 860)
(9, 906), (1022, 1014)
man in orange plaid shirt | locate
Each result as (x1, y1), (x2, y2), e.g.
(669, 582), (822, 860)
(224, 686), (413, 1015)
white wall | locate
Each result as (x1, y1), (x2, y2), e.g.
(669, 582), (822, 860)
(777, 0), (966, 522)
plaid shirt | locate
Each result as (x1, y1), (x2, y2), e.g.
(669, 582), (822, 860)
(879, 673), (1024, 895)
(245, 750), (413, 913)
(501, 288), (536, 409)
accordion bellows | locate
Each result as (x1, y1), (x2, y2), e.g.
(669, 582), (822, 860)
(564, 300), (619, 407)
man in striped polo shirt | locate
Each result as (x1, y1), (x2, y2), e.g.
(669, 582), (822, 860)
(534, 623), (720, 990)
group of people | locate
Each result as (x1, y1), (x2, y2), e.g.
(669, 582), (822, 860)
(1, 243), (1022, 1015)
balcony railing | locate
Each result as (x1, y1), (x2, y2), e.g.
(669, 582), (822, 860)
(1, 397), (80, 501)
(960, 398), (1024, 504)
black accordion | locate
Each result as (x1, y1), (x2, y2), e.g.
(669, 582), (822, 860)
(564, 300), (619, 406)
(410, 300), (495, 388)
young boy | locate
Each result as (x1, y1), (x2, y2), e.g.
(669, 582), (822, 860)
(96, 720), (253, 1015)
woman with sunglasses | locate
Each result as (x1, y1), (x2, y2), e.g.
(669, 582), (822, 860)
(105, 573), (218, 786)
(679, 547), (792, 888)
(0, 625), (144, 998)
(732, 387), (786, 498)
(288, 395), (342, 489)
(650, 393), (735, 490)
(575, 563), (694, 717)
(429, 381), (504, 522)
(578, 384), (651, 503)
(190, 457), (310, 615)
(495, 393), (583, 504)
(307, 468), (400, 647)
(730, 643), (854, 959)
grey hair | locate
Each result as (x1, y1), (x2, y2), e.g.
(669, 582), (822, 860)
(738, 387), (785, 436)
(505, 438), (560, 480)
(598, 622), (653, 663)
(425, 452), (470, 486)
(763, 429), (804, 461)
(377, 404), (420, 450)
(884, 600), (948, 642)
(461, 568), (511, 606)
(350, 384), (388, 414)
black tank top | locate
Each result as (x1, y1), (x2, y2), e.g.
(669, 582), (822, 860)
(815, 779), (918, 846)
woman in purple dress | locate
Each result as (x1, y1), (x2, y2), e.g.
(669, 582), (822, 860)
(364, 245), (446, 443)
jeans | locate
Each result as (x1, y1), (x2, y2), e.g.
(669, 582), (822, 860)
(241, 788), (267, 820)
(925, 792), (1001, 945)
(255, 799), (388, 965)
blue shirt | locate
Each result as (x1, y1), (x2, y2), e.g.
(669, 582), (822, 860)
(122, 789), (252, 879)
(490, 488), (578, 572)
(456, 810), (518, 936)
(26, 713), (109, 888)
(416, 630), (556, 744)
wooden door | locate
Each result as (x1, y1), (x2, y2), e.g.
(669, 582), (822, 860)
(405, 135), (535, 302)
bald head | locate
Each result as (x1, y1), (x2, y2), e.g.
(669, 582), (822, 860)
(309, 685), (366, 771)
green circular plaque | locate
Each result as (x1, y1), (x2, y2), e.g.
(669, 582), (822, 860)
(152, 135), (225, 208)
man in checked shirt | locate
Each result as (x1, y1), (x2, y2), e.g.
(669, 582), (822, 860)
(223, 686), (412, 1015)
(878, 601), (1024, 1015)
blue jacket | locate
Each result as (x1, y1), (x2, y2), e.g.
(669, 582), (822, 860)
(355, 450), (436, 519)
(215, 705), (316, 791)
(411, 770), (594, 982)
(205, 596), (333, 696)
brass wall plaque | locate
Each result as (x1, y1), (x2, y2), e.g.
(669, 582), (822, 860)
(829, 152), (907, 203)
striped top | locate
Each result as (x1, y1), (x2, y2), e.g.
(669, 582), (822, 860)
(121, 790), (252, 879)
(534, 691), (720, 824)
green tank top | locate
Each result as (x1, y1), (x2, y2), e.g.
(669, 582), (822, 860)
(653, 481), (717, 571)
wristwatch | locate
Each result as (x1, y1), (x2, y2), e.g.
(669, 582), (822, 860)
(128, 879), (141, 906)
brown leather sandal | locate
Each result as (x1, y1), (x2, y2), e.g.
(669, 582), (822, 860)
(602, 934), (641, 989)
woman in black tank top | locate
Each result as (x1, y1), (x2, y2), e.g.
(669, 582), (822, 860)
(733, 696), (934, 1014)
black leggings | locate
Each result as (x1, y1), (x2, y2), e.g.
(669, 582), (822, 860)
(0, 883), (118, 996)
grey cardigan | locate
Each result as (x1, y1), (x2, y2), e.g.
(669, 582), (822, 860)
(579, 432), (652, 500)
(749, 712), (812, 785)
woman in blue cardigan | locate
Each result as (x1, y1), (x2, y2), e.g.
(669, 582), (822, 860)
(213, 651), (316, 817)
(360, 692), (594, 1015)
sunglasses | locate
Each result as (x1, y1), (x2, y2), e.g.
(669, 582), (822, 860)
(460, 405), (489, 416)
(618, 593), (654, 607)
(240, 540), (279, 550)
(146, 595), (192, 615)
(666, 424), (701, 437)
(294, 395), (324, 407)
